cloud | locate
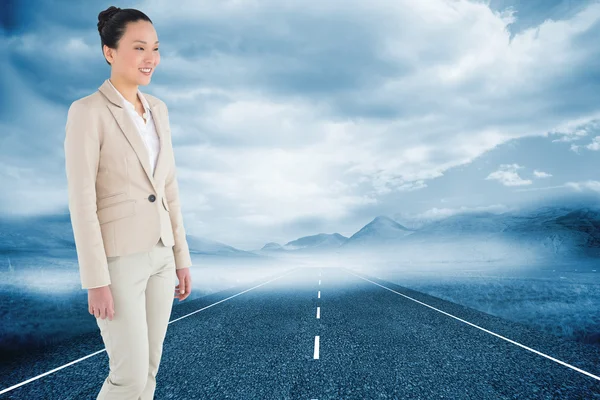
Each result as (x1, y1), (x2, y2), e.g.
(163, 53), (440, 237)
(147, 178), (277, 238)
(550, 117), (600, 142)
(147, 0), (600, 209)
(1, 0), (600, 248)
(417, 203), (511, 219)
(485, 163), (532, 186)
(565, 180), (600, 192)
(533, 169), (552, 178)
(515, 180), (600, 193)
(585, 136), (600, 150)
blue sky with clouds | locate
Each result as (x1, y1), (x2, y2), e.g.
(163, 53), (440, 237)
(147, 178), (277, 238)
(1, 0), (599, 250)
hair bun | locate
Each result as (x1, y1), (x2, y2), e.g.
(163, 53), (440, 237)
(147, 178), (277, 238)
(97, 6), (122, 34)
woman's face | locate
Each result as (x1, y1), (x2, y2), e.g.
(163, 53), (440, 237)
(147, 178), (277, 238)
(104, 20), (160, 86)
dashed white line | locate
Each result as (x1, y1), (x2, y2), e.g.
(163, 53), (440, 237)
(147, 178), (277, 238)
(318, 290), (320, 299)
(316, 307), (320, 319)
(345, 268), (600, 382)
(314, 336), (320, 359)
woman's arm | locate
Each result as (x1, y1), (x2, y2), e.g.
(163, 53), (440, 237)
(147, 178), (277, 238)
(64, 101), (111, 289)
(163, 103), (193, 270)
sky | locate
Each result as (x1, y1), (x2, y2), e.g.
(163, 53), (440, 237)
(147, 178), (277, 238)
(0, 0), (599, 250)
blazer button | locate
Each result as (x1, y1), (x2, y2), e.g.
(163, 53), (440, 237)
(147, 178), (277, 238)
(148, 194), (156, 202)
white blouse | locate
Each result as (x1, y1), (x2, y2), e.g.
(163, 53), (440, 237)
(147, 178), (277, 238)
(107, 79), (160, 177)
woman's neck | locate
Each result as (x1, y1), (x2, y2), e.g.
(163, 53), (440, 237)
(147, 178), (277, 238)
(109, 77), (139, 108)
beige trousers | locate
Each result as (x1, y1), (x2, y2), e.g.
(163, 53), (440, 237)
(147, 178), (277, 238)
(95, 238), (176, 400)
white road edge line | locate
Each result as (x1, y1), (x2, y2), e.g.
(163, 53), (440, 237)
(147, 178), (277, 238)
(345, 269), (600, 382)
(0, 268), (300, 396)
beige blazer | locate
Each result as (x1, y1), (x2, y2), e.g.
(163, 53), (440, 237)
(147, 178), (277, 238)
(64, 78), (192, 289)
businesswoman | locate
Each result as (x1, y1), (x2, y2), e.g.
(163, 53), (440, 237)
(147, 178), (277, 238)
(64, 6), (192, 399)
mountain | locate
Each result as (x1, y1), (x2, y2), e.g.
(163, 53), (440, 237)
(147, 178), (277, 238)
(260, 242), (284, 251)
(0, 213), (76, 253)
(503, 206), (600, 259)
(4, 203), (599, 263)
(404, 211), (508, 240)
(398, 206), (600, 261)
(175, 236), (260, 257)
(342, 215), (415, 247)
(257, 233), (348, 254)
(256, 215), (417, 253)
(0, 212), (259, 258)
(283, 233), (348, 250)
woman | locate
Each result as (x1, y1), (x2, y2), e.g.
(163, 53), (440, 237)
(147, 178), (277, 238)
(64, 6), (192, 399)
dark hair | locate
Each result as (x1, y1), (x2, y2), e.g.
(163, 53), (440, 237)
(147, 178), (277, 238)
(97, 6), (152, 66)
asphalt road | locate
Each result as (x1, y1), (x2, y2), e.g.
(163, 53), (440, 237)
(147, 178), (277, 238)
(2, 267), (600, 399)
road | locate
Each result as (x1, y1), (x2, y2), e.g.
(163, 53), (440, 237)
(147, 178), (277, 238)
(2, 267), (599, 399)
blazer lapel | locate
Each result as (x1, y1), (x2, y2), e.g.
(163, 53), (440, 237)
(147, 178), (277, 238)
(150, 102), (167, 182)
(98, 79), (167, 193)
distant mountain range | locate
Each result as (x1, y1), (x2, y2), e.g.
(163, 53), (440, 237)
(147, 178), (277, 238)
(260, 233), (348, 253)
(1, 204), (599, 263)
(257, 206), (600, 263)
(0, 213), (259, 258)
(397, 206), (600, 259)
(0, 213), (77, 253)
(185, 236), (259, 257)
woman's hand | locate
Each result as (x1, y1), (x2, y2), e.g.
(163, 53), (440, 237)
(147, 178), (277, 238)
(88, 286), (115, 320)
(175, 267), (192, 301)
